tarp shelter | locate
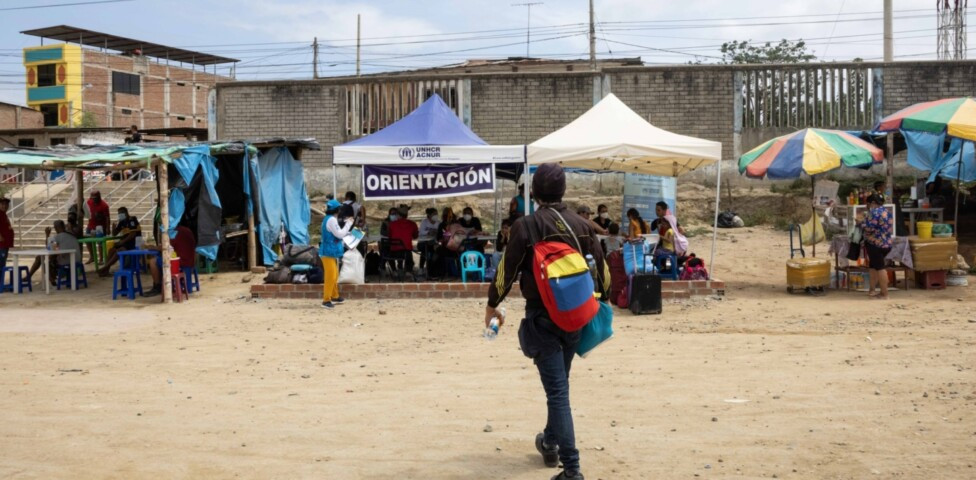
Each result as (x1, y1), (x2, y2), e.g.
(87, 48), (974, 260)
(903, 130), (976, 183)
(333, 94), (524, 200)
(0, 138), (320, 300)
(527, 93), (724, 271)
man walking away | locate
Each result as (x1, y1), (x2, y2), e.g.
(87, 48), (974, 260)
(486, 163), (610, 480)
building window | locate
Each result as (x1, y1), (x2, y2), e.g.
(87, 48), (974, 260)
(18, 139), (35, 148)
(37, 64), (56, 87)
(50, 138), (66, 146)
(39, 103), (58, 126)
(120, 108), (132, 115)
(112, 71), (141, 95)
(177, 116), (186, 121)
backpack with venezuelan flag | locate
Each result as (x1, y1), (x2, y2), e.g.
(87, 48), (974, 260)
(526, 208), (600, 332)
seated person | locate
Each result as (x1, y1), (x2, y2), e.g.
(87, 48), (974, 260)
(577, 205), (608, 235)
(595, 204), (612, 231)
(432, 207), (461, 279)
(66, 211), (84, 239)
(143, 225), (197, 297)
(96, 207), (142, 276)
(458, 207), (486, 253)
(626, 208), (650, 240)
(649, 201), (683, 235)
(653, 212), (689, 272)
(28, 220), (81, 286)
(417, 208), (440, 272)
(386, 208), (419, 274)
(603, 223), (623, 254)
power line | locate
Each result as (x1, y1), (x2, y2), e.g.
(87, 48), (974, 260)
(0, 0), (134, 11)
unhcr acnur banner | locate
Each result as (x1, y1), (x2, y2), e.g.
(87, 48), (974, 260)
(362, 164), (495, 200)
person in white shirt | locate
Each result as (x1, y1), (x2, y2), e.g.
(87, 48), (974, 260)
(28, 220), (81, 286)
(417, 207), (439, 274)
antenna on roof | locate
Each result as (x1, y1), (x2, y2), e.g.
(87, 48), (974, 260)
(512, 2), (543, 58)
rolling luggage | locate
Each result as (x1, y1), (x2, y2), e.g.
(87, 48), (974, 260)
(607, 250), (628, 306)
(628, 272), (662, 315)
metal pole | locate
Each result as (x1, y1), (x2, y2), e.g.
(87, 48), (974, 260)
(158, 162), (172, 304)
(709, 158), (722, 275)
(955, 147), (964, 238)
(313, 37), (319, 79)
(332, 164), (338, 198)
(883, 0), (893, 61)
(523, 146), (530, 215)
(811, 175), (817, 257)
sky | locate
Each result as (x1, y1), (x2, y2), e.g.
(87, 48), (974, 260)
(0, 0), (972, 105)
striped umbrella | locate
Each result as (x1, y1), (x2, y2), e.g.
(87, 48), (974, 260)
(738, 128), (884, 179)
(875, 97), (976, 141)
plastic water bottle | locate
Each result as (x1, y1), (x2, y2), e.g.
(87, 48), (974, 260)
(484, 307), (504, 341)
(585, 254), (597, 282)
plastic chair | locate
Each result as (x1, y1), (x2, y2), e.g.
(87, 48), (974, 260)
(197, 254), (218, 274)
(379, 238), (409, 282)
(654, 252), (680, 281)
(169, 272), (189, 303)
(56, 262), (88, 290)
(460, 251), (486, 283)
(2, 266), (32, 293)
(181, 265), (200, 293)
(112, 269), (143, 300)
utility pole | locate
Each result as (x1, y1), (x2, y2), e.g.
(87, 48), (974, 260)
(356, 14), (361, 77)
(512, 2), (543, 58)
(312, 37), (319, 79)
(589, 0), (596, 70)
(883, 0), (893, 61)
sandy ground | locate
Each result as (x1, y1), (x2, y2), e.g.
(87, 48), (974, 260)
(0, 227), (974, 480)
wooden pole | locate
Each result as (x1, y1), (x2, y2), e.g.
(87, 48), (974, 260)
(811, 175), (817, 257)
(158, 161), (172, 304)
(955, 148), (963, 238)
(74, 170), (84, 219)
(247, 208), (257, 272)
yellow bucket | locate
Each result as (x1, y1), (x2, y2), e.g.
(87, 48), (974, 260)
(917, 221), (933, 239)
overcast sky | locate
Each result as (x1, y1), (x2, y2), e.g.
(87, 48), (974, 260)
(0, 0), (971, 105)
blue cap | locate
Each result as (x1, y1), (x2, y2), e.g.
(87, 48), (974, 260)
(326, 199), (342, 212)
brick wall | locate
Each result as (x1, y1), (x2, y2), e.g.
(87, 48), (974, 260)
(0, 102), (44, 129)
(80, 50), (228, 130)
(216, 82), (346, 169)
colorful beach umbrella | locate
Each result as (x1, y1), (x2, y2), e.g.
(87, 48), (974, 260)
(875, 97), (976, 141)
(738, 128), (884, 179)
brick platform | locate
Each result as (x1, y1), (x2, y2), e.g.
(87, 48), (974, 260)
(251, 280), (725, 300)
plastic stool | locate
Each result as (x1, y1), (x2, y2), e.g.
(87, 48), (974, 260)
(168, 272), (189, 303)
(2, 266), (32, 293)
(112, 269), (143, 300)
(181, 266), (200, 293)
(915, 270), (947, 290)
(196, 254), (218, 274)
(56, 262), (88, 290)
(654, 253), (680, 281)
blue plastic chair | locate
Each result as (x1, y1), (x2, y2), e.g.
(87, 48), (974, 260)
(56, 262), (88, 290)
(2, 266), (32, 293)
(654, 252), (680, 281)
(112, 269), (143, 300)
(181, 265), (200, 293)
(460, 251), (486, 283)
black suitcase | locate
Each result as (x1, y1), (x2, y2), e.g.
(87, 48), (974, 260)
(629, 273), (662, 315)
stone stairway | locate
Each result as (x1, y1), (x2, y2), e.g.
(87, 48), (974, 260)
(8, 176), (157, 248)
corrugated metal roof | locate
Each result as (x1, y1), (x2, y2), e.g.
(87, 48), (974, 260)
(21, 25), (238, 65)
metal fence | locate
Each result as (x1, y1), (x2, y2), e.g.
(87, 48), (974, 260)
(740, 65), (875, 129)
(345, 78), (465, 136)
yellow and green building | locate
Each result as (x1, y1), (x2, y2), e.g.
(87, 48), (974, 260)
(23, 43), (84, 127)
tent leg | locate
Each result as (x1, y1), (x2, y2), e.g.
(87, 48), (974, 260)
(523, 149), (530, 216)
(158, 162), (172, 304)
(709, 158), (722, 276)
(955, 145), (964, 238)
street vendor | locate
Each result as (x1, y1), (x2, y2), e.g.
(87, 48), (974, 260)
(858, 194), (893, 300)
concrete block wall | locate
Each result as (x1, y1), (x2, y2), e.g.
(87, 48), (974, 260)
(216, 82), (346, 171)
(882, 61), (976, 112)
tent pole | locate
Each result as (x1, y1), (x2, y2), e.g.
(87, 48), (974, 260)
(158, 161), (172, 304)
(709, 158), (722, 276)
(955, 146), (963, 238)
(523, 146), (530, 215)
(811, 175), (817, 257)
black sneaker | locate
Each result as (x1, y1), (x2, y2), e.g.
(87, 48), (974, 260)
(536, 433), (559, 468)
(551, 470), (584, 480)
(321, 301), (334, 309)
(331, 297), (345, 305)
(142, 287), (161, 297)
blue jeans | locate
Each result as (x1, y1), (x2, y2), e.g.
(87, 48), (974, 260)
(537, 344), (580, 472)
(0, 248), (7, 269)
(519, 307), (581, 472)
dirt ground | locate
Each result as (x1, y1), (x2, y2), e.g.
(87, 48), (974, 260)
(1, 227), (974, 480)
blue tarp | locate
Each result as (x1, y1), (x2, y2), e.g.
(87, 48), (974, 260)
(340, 94), (486, 147)
(169, 145), (222, 260)
(258, 147), (311, 265)
(903, 130), (976, 183)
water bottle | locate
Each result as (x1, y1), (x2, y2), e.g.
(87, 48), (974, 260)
(484, 307), (504, 341)
(585, 254), (597, 282)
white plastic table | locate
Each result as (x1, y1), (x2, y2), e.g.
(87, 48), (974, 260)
(9, 248), (77, 294)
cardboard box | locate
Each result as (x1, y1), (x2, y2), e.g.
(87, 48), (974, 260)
(786, 257), (831, 288)
(909, 236), (958, 272)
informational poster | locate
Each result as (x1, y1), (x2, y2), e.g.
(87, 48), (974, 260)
(621, 173), (677, 234)
(362, 163), (495, 200)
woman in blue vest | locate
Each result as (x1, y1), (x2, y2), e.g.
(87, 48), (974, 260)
(320, 199), (352, 309)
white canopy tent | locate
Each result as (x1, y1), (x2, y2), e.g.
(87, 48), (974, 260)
(527, 93), (725, 273)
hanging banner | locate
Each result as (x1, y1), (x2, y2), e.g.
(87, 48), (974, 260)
(621, 173), (677, 234)
(362, 164), (496, 200)
(335, 145), (524, 165)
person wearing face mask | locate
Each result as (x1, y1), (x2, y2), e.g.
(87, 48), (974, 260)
(84, 190), (111, 264)
(386, 205), (419, 277)
(458, 207), (483, 233)
(96, 206), (142, 276)
(595, 204), (612, 231)
(576, 205), (608, 235)
(417, 207), (439, 274)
